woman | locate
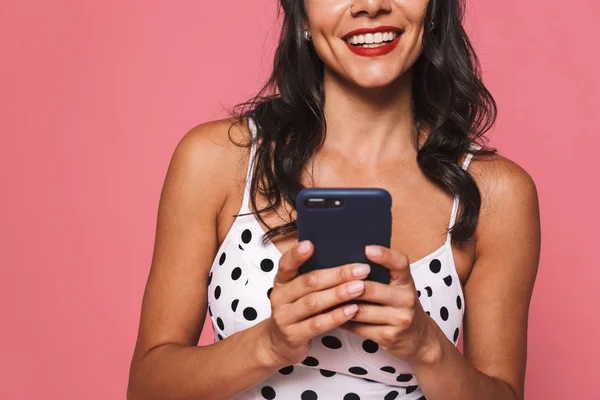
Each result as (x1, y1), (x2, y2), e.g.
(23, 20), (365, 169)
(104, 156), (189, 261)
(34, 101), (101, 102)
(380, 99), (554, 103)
(127, 0), (540, 399)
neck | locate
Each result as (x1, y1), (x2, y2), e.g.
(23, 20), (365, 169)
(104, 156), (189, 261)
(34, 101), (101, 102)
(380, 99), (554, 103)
(321, 66), (420, 163)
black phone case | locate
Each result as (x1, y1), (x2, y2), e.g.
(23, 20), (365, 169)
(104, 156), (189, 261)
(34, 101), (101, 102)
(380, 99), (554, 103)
(297, 188), (392, 285)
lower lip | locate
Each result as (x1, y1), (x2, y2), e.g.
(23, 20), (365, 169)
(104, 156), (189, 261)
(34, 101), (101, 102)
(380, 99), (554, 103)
(343, 34), (401, 57)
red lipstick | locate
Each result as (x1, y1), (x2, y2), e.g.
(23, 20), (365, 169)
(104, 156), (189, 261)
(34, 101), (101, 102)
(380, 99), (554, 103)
(342, 25), (403, 57)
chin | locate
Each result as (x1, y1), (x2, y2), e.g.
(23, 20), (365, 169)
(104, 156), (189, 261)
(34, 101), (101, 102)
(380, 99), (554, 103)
(352, 74), (401, 89)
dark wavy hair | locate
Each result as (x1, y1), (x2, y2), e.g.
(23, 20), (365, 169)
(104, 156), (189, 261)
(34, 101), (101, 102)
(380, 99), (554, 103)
(228, 0), (497, 244)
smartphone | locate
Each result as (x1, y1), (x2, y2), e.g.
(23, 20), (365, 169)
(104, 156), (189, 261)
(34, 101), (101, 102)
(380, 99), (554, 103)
(296, 188), (392, 285)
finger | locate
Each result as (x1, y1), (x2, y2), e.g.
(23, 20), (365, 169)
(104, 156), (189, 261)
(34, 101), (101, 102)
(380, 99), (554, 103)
(291, 303), (359, 339)
(281, 262), (370, 303)
(365, 245), (413, 287)
(349, 304), (414, 326)
(274, 240), (313, 286)
(339, 321), (391, 347)
(355, 280), (415, 307)
(284, 279), (366, 323)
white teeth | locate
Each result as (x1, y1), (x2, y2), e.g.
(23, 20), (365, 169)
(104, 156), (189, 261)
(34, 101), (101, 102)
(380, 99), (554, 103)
(361, 43), (386, 48)
(345, 31), (398, 46)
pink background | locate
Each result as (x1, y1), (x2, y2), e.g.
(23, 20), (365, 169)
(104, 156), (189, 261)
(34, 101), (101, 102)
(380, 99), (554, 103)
(1, 0), (598, 399)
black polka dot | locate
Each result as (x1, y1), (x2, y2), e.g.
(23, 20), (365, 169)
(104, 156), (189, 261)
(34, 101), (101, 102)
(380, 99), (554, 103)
(261, 386), (276, 399)
(349, 366), (368, 375)
(243, 307), (257, 321)
(279, 365), (294, 375)
(385, 391), (399, 400)
(429, 259), (441, 273)
(231, 299), (239, 312)
(406, 385), (419, 394)
(322, 335), (342, 349)
(443, 275), (452, 286)
(417, 397), (426, 400)
(343, 393), (360, 400)
(231, 267), (242, 280)
(396, 373), (413, 382)
(426, 311), (430, 316)
(217, 334), (223, 341)
(453, 327), (460, 342)
(363, 378), (376, 382)
(440, 307), (449, 321)
(301, 390), (318, 400)
(208, 305), (212, 316)
(214, 285), (221, 299)
(301, 356), (319, 367)
(319, 369), (336, 377)
(245, 278), (249, 286)
(362, 339), (379, 353)
(456, 295), (462, 310)
(241, 229), (252, 244)
(208, 272), (212, 285)
(417, 290), (421, 298)
(425, 286), (433, 297)
(238, 244), (244, 250)
(219, 252), (226, 265)
(267, 287), (273, 299)
(217, 317), (224, 330)
(260, 258), (274, 272)
(380, 366), (396, 374)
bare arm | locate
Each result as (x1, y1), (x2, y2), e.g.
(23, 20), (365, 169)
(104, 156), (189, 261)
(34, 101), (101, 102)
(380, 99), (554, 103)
(126, 119), (281, 400)
(409, 155), (541, 400)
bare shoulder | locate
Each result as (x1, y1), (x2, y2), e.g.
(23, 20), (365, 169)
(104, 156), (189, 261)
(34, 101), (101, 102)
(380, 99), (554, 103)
(467, 151), (540, 240)
(165, 116), (252, 211)
(171, 116), (251, 176)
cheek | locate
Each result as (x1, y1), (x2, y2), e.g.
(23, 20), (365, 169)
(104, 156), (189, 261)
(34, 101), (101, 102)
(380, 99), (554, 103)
(393, 0), (429, 28)
(304, 0), (348, 23)
(303, 1), (348, 62)
(394, 0), (429, 57)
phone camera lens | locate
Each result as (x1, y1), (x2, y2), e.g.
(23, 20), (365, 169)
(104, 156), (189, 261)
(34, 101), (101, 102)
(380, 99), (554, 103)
(305, 198), (326, 208)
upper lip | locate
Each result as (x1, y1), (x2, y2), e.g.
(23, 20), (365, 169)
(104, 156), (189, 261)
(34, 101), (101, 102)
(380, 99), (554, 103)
(342, 25), (403, 39)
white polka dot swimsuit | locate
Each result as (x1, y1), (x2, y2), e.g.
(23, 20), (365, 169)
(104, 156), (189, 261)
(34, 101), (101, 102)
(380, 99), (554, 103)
(207, 117), (476, 400)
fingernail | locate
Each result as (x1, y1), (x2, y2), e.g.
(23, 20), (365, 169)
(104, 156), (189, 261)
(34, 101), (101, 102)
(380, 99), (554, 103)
(347, 281), (364, 295)
(365, 245), (381, 258)
(352, 263), (370, 277)
(344, 304), (359, 316)
(298, 241), (311, 255)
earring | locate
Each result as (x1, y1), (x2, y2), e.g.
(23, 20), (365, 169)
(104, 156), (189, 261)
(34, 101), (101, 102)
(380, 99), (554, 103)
(429, 0), (437, 30)
(303, 29), (312, 41)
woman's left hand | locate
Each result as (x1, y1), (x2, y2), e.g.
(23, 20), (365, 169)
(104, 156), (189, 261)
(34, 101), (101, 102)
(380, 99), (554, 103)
(339, 245), (440, 365)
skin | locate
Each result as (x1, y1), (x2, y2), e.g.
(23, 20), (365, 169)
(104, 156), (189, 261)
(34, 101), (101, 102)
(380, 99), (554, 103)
(127, 1), (541, 399)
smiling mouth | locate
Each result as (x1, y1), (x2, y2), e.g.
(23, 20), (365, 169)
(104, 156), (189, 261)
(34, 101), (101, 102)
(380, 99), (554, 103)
(344, 31), (401, 48)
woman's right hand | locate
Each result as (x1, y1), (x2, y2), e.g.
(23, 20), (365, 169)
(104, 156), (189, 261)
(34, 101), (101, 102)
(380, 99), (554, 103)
(257, 240), (371, 368)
